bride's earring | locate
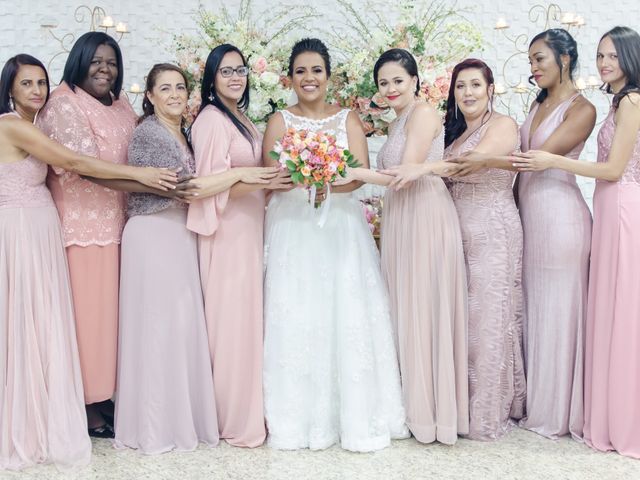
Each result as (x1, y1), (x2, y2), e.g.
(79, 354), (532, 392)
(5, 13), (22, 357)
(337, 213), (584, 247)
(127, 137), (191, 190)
(488, 96), (493, 113)
(454, 103), (458, 120)
(9, 96), (14, 111)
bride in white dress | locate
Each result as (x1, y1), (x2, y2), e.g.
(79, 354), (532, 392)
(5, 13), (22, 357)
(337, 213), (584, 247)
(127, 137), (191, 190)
(262, 38), (408, 452)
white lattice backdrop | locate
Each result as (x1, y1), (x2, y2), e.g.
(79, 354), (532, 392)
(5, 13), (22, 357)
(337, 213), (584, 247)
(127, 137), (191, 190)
(2, 0), (638, 204)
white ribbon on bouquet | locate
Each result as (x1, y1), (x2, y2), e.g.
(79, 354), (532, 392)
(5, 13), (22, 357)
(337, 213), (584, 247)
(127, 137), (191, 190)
(308, 183), (332, 228)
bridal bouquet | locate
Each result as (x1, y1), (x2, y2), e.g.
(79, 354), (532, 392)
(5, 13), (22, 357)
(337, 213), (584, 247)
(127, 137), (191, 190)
(270, 128), (359, 190)
(270, 128), (359, 224)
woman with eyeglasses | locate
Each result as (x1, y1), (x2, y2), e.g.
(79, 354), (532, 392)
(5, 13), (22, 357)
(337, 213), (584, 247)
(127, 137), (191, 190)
(186, 44), (289, 447)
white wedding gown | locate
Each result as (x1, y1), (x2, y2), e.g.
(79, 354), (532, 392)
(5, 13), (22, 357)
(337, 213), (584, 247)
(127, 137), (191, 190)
(263, 109), (408, 452)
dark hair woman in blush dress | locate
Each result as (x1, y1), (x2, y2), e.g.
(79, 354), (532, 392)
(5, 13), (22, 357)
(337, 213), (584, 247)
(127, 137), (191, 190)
(186, 44), (286, 448)
(346, 48), (469, 445)
(514, 26), (640, 458)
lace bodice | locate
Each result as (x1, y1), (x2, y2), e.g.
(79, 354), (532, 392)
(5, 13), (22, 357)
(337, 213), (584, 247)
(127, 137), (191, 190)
(377, 103), (445, 169)
(280, 109), (350, 148)
(38, 82), (137, 246)
(597, 107), (640, 185)
(0, 113), (53, 209)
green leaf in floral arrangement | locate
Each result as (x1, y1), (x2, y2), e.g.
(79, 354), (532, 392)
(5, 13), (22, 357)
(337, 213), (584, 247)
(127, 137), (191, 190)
(268, 151), (280, 160)
(286, 160), (298, 172)
(291, 171), (304, 184)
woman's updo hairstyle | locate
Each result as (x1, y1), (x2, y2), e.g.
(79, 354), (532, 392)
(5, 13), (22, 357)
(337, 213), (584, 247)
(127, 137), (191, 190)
(373, 48), (421, 96)
(528, 28), (578, 103)
(288, 38), (331, 77)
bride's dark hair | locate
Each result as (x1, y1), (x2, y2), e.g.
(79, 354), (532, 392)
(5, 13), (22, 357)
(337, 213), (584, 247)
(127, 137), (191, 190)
(288, 38), (331, 77)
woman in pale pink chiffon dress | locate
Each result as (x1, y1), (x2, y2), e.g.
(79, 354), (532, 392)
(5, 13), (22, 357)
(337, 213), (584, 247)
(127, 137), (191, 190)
(518, 29), (595, 440)
(114, 64), (219, 454)
(186, 44), (285, 447)
(0, 54), (172, 471)
(351, 49), (469, 445)
(514, 26), (640, 458)
(443, 59), (525, 440)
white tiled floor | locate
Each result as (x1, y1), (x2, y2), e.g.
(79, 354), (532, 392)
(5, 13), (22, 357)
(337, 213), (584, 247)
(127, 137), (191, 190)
(3, 428), (640, 480)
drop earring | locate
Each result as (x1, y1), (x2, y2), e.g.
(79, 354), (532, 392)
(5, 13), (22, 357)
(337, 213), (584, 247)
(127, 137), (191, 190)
(455, 103), (458, 120)
(8, 96), (14, 111)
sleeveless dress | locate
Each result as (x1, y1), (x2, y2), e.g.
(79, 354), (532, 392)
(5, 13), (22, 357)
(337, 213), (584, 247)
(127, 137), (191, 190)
(263, 109), (408, 452)
(0, 113), (91, 470)
(377, 104), (469, 445)
(518, 95), (591, 440)
(584, 106), (640, 458)
(444, 121), (526, 441)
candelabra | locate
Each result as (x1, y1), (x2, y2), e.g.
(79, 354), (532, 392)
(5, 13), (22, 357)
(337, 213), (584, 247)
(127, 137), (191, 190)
(492, 3), (605, 122)
(40, 5), (140, 102)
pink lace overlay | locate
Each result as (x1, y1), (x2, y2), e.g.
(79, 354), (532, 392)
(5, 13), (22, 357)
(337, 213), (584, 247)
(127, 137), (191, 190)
(0, 157), (52, 209)
(38, 82), (137, 246)
(597, 107), (640, 185)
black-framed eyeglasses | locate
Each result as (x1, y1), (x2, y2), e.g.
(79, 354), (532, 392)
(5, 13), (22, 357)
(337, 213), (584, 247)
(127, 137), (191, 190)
(218, 66), (250, 78)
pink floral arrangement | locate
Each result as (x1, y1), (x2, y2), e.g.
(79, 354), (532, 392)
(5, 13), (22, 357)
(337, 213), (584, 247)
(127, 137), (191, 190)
(420, 71), (453, 111)
(270, 128), (360, 191)
(360, 196), (383, 237)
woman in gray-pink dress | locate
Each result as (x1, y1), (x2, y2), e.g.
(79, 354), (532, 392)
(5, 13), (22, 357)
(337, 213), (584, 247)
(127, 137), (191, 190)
(443, 59), (526, 440)
(518, 29), (594, 440)
(351, 49), (469, 445)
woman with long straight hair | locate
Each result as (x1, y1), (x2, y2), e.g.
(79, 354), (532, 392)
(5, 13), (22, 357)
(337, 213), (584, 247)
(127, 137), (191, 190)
(514, 26), (640, 457)
(186, 43), (287, 448)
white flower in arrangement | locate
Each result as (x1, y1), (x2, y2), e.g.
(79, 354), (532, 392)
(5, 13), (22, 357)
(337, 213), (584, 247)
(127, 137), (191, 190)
(380, 109), (397, 124)
(259, 71), (280, 86)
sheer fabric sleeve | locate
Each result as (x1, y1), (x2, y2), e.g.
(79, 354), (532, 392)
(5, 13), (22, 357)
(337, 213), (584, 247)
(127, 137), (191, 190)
(186, 106), (233, 236)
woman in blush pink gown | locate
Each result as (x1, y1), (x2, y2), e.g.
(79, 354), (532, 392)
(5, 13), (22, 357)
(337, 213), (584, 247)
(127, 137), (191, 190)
(187, 44), (285, 448)
(443, 59), (525, 441)
(351, 49), (468, 445)
(517, 29), (595, 440)
(0, 54), (172, 471)
(514, 26), (640, 458)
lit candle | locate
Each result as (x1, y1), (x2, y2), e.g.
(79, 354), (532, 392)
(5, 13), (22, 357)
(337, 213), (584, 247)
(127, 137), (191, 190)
(494, 83), (507, 95)
(587, 75), (600, 87)
(576, 77), (587, 90)
(560, 12), (575, 25)
(101, 16), (114, 28)
(495, 17), (509, 29)
(130, 83), (142, 94)
(116, 22), (128, 33)
(514, 82), (529, 94)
